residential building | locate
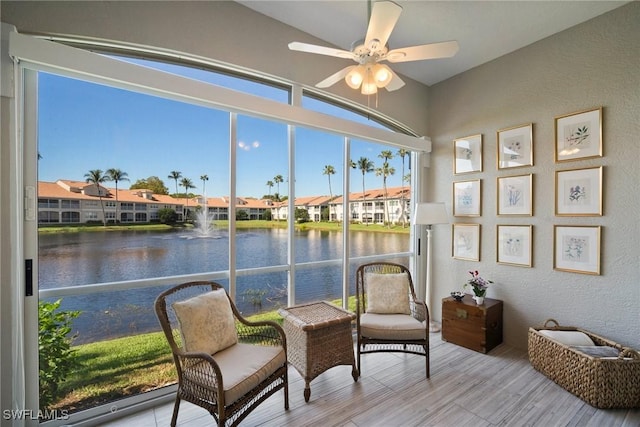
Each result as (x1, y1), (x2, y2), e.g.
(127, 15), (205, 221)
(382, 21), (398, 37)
(38, 179), (410, 225)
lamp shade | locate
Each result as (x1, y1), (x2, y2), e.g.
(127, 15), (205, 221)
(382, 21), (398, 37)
(412, 202), (449, 225)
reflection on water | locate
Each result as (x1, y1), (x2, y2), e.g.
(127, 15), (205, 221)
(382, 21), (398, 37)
(39, 228), (408, 343)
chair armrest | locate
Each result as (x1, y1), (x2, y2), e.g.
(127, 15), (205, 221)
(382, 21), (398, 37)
(175, 351), (225, 402)
(236, 319), (287, 348)
(411, 300), (428, 323)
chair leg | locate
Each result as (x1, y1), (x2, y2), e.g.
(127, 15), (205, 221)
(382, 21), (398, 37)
(170, 396), (180, 427)
(284, 370), (290, 410)
(425, 345), (430, 379)
(356, 343), (362, 377)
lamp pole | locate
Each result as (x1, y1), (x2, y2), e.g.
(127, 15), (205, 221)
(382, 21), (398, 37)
(425, 224), (435, 329)
(412, 202), (448, 333)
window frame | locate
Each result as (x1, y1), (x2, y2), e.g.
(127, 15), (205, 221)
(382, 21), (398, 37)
(9, 31), (428, 426)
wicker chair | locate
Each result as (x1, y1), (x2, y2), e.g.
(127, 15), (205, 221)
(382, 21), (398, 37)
(355, 262), (430, 378)
(154, 281), (289, 427)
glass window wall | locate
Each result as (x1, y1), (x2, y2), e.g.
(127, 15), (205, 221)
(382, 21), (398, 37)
(31, 50), (417, 423)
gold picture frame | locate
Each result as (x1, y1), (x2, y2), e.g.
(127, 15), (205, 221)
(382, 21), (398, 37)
(497, 174), (533, 216)
(553, 225), (601, 275)
(453, 179), (482, 217)
(555, 107), (602, 162)
(555, 166), (603, 216)
(497, 225), (532, 267)
(452, 223), (480, 261)
(497, 123), (533, 169)
(453, 134), (483, 174)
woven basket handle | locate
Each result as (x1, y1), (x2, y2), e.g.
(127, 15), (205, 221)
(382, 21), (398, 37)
(620, 348), (640, 360)
(543, 318), (560, 328)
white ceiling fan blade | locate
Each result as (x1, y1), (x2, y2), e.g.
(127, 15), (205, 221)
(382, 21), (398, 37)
(316, 66), (356, 88)
(365, 1), (402, 51)
(288, 42), (354, 59)
(386, 40), (459, 63)
(384, 67), (405, 91)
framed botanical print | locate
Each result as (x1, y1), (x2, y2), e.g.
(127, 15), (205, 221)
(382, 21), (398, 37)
(453, 179), (481, 217)
(497, 123), (533, 169)
(553, 225), (601, 275)
(555, 166), (603, 216)
(555, 107), (602, 162)
(452, 223), (480, 261)
(497, 174), (533, 216)
(453, 134), (482, 174)
(497, 225), (532, 267)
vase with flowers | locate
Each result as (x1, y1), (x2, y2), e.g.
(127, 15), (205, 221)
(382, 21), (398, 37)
(464, 270), (492, 305)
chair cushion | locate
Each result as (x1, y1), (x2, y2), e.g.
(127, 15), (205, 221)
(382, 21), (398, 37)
(538, 330), (595, 346)
(186, 343), (285, 405)
(365, 272), (411, 315)
(172, 289), (238, 355)
(360, 313), (426, 340)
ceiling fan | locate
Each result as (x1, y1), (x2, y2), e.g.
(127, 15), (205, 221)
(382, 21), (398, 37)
(288, 0), (459, 95)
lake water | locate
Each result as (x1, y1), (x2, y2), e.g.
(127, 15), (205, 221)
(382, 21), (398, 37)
(38, 228), (409, 343)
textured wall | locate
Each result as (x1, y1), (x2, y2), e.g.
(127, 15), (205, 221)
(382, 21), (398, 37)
(427, 2), (640, 349)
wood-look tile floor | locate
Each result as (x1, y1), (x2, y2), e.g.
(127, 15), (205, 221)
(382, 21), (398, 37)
(101, 334), (640, 426)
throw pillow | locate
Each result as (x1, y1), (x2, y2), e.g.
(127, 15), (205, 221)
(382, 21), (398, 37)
(172, 289), (238, 354)
(365, 272), (411, 315)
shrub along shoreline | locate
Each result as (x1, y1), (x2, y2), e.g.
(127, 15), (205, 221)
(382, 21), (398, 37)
(37, 219), (410, 234)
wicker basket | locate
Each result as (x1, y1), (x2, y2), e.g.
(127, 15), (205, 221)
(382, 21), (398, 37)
(528, 319), (640, 409)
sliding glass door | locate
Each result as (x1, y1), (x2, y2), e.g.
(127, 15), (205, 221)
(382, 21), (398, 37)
(11, 32), (423, 425)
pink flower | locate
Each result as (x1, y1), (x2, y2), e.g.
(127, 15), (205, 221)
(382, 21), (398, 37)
(465, 271), (493, 296)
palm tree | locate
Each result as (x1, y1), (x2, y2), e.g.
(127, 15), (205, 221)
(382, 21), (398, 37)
(266, 180), (274, 198)
(180, 177), (195, 221)
(377, 150), (395, 227)
(200, 174), (209, 201)
(273, 174), (284, 221)
(322, 165), (336, 221)
(84, 169), (108, 226)
(168, 171), (182, 196)
(397, 149), (408, 227)
(106, 168), (129, 224)
(273, 175), (284, 201)
(357, 156), (374, 225)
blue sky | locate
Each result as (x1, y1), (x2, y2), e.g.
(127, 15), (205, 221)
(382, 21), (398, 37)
(37, 58), (411, 198)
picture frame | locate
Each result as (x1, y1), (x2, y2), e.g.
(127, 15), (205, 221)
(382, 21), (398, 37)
(555, 166), (603, 216)
(452, 223), (480, 261)
(497, 123), (533, 169)
(555, 107), (602, 162)
(453, 179), (482, 217)
(497, 174), (533, 216)
(553, 225), (601, 275)
(497, 225), (532, 267)
(453, 134), (483, 174)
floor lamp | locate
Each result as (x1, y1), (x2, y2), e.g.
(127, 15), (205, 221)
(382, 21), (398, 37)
(412, 202), (449, 333)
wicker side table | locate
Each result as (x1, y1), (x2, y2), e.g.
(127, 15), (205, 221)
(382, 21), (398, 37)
(278, 301), (358, 402)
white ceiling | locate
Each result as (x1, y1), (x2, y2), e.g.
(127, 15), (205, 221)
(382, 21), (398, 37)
(237, 1), (628, 87)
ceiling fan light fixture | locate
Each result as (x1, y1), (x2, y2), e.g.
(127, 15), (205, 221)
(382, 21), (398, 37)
(345, 65), (365, 89)
(361, 71), (378, 94)
(372, 64), (392, 88)
(361, 82), (378, 95)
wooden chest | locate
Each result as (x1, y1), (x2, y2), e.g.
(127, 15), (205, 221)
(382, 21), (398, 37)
(441, 295), (503, 353)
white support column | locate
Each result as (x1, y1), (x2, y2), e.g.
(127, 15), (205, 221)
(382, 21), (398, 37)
(228, 113), (237, 300)
(341, 137), (351, 310)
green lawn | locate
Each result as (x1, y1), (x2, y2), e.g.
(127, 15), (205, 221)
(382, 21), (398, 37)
(52, 298), (357, 413)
